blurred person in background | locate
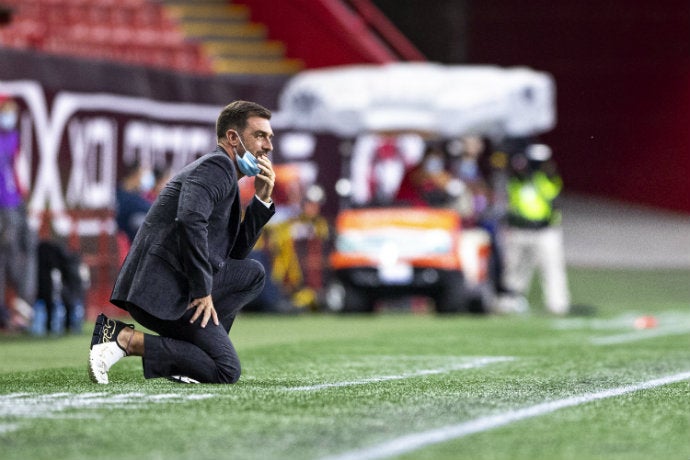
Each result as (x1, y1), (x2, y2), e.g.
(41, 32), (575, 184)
(32, 240), (90, 336)
(245, 184), (329, 313)
(144, 166), (173, 203)
(0, 94), (34, 331)
(115, 160), (152, 243)
(89, 100), (276, 384)
(498, 143), (570, 315)
(278, 184), (330, 310)
(452, 135), (511, 296)
(113, 164), (171, 266)
(451, 135), (492, 224)
(367, 136), (407, 206)
(395, 144), (462, 208)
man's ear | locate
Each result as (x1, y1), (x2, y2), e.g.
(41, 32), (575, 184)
(226, 129), (238, 145)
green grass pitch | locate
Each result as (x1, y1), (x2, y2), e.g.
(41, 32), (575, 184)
(1, 268), (689, 460)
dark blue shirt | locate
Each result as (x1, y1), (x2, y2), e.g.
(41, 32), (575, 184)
(116, 187), (151, 242)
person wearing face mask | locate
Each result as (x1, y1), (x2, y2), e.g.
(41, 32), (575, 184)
(0, 94), (34, 331)
(143, 166), (172, 203)
(89, 100), (276, 384)
(114, 160), (153, 243)
(395, 144), (458, 207)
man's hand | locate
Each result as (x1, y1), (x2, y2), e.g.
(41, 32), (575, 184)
(254, 154), (275, 203)
(187, 294), (219, 328)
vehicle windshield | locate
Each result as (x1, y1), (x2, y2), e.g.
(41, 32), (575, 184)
(336, 228), (453, 257)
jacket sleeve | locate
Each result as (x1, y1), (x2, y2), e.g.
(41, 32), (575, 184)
(230, 196), (275, 259)
(176, 157), (232, 298)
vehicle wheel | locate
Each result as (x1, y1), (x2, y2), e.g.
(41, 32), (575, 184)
(433, 271), (467, 314)
(464, 288), (489, 314)
(323, 281), (372, 313)
(343, 284), (373, 313)
(323, 281), (346, 312)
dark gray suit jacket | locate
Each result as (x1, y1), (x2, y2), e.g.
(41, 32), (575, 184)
(111, 146), (275, 320)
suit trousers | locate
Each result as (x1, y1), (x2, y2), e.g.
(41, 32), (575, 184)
(127, 258), (266, 383)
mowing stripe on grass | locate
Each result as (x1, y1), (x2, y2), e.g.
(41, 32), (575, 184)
(323, 371), (690, 460)
(288, 357), (514, 391)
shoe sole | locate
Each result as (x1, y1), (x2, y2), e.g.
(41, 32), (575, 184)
(89, 314), (108, 383)
(88, 345), (109, 384)
(168, 375), (201, 384)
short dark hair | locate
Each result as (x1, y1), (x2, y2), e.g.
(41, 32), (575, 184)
(216, 100), (271, 140)
(122, 159), (142, 179)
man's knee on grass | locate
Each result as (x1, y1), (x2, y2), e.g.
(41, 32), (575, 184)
(216, 362), (241, 384)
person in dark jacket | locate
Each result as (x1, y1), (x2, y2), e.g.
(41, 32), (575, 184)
(89, 100), (276, 384)
(115, 160), (152, 243)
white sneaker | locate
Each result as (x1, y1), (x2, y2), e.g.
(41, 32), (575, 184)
(89, 342), (126, 384)
(88, 313), (134, 384)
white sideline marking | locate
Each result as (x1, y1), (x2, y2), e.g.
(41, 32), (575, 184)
(288, 357), (514, 391)
(0, 392), (215, 435)
(590, 324), (690, 345)
(0, 423), (19, 434)
(323, 371), (690, 460)
(551, 311), (690, 346)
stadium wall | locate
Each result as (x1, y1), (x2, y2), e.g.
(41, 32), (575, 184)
(465, 1), (690, 214)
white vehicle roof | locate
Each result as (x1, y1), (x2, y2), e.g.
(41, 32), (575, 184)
(273, 62), (556, 138)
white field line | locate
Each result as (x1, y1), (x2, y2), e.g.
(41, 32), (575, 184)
(288, 357), (514, 391)
(322, 371), (690, 460)
(552, 313), (649, 330)
(0, 392), (215, 435)
(590, 324), (690, 345)
(0, 423), (19, 434)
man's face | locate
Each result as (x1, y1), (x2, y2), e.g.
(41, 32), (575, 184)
(461, 136), (483, 159)
(238, 116), (274, 157)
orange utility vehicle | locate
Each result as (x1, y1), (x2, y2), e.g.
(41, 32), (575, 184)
(324, 207), (491, 313)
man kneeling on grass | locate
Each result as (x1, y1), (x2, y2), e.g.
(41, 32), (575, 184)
(89, 100), (276, 384)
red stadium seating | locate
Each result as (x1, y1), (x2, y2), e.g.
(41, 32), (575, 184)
(0, 0), (213, 74)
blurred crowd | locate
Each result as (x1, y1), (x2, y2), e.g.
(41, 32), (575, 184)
(0, 94), (90, 335)
(393, 134), (570, 315)
(239, 132), (571, 316)
(355, 132), (571, 315)
(0, 90), (571, 335)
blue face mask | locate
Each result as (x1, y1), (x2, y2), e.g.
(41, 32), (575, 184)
(237, 151), (260, 176)
(233, 132), (261, 177)
(459, 159), (479, 178)
(0, 111), (17, 131)
(140, 169), (155, 192)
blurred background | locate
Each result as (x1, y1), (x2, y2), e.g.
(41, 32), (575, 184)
(0, 0), (688, 331)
